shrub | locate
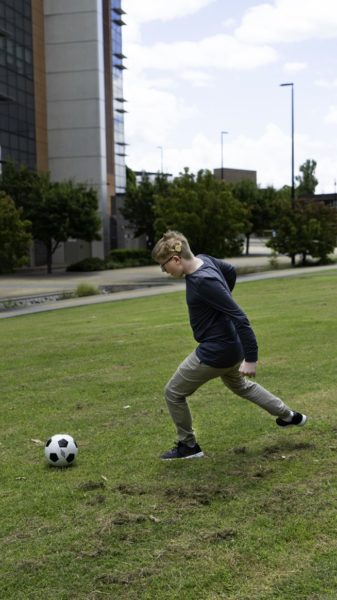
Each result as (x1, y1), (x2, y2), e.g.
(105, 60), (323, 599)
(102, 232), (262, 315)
(67, 250), (154, 272)
(66, 257), (106, 272)
(74, 283), (99, 297)
(107, 249), (153, 264)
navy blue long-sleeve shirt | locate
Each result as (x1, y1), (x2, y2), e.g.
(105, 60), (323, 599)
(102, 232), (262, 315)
(185, 254), (258, 368)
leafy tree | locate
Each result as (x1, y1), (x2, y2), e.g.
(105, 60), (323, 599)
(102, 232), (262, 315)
(120, 167), (170, 248)
(232, 180), (269, 255)
(266, 199), (337, 265)
(1, 162), (101, 273)
(154, 169), (247, 256)
(296, 159), (318, 195)
(260, 185), (291, 225)
(0, 192), (32, 274)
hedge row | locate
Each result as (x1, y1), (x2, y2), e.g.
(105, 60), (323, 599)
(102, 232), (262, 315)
(66, 249), (154, 272)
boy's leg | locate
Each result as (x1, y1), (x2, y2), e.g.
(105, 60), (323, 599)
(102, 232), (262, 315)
(165, 351), (222, 444)
(220, 363), (292, 418)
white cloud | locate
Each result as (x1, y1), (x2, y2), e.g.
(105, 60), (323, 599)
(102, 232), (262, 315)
(283, 62), (308, 73)
(122, 0), (337, 192)
(180, 69), (212, 87)
(126, 121), (336, 192)
(315, 78), (337, 88)
(235, 0), (337, 44)
(127, 35), (278, 74)
(325, 105), (337, 123)
(229, 124), (291, 188)
(124, 73), (199, 149)
(222, 18), (237, 29)
(124, 0), (217, 43)
(124, 0), (217, 24)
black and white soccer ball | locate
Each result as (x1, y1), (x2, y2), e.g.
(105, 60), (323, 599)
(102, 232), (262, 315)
(44, 433), (78, 467)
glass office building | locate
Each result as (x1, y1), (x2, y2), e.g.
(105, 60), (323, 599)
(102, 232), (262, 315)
(111, 0), (127, 195)
(0, 0), (36, 169)
(0, 0), (128, 265)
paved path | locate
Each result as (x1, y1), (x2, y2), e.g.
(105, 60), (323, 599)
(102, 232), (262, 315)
(0, 254), (289, 298)
(1, 245), (336, 319)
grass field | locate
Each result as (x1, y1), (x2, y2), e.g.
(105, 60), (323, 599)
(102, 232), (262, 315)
(1, 271), (337, 600)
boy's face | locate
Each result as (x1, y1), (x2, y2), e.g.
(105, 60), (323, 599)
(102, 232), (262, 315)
(160, 255), (185, 278)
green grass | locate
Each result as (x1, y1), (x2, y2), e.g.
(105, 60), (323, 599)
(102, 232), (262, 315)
(1, 271), (337, 600)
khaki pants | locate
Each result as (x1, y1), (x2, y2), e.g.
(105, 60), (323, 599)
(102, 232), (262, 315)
(164, 350), (292, 445)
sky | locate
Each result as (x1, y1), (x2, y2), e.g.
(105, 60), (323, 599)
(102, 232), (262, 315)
(122, 0), (337, 193)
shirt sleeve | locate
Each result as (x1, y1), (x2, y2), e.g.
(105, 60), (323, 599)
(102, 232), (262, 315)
(198, 277), (258, 362)
(211, 258), (237, 291)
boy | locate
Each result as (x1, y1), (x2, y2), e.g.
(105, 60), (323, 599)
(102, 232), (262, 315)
(152, 230), (307, 460)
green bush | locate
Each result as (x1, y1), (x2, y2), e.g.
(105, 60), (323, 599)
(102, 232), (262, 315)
(66, 257), (106, 272)
(107, 248), (153, 264)
(67, 249), (154, 272)
(74, 283), (99, 297)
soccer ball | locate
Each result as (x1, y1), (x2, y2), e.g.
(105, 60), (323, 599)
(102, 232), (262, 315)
(44, 433), (78, 467)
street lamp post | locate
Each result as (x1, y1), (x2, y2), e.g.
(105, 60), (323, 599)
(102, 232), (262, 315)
(280, 83), (295, 209)
(220, 131), (228, 181)
(157, 146), (163, 174)
(280, 82), (295, 266)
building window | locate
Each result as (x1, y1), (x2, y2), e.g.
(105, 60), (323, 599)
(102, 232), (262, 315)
(0, 0), (36, 169)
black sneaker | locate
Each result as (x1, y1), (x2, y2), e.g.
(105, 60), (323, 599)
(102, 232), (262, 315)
(160, 441), (204, 460)
(276, 411), (308, 427)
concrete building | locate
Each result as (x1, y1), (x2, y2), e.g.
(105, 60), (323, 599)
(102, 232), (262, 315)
(214, 167), (257, 184)
(0, 0), (127, 267)
(299, 192), (337, 209)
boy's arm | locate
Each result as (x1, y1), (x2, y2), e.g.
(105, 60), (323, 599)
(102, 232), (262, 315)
(198, 278), (258, 363)
(212, 258), (237, 291)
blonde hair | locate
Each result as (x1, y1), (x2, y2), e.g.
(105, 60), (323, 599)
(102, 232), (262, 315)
(151, 230), (193, 262)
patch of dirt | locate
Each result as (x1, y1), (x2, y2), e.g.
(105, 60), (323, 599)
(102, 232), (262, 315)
(86, 494), (106, 506)
(164, 484), (234, 506)
(16, 558), (45, 572)
(97, 511), (148, 534)
(78, 481), (106, 491)
(111, 512), (148, 525)
(200, 528), (237, 542)
(233, 446), (247, 454)
(115, 483), (148, 496)
(78, 546), (106, 559)
(263, 441), (315, 456)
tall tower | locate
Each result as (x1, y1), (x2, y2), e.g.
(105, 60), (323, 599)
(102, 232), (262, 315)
(0, 0), (48, 172)
(0, 0), (128, 266)
(103, 0), (128, 249)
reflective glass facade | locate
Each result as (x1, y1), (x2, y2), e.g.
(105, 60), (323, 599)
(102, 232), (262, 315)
(0, 0), (36, 169)
(111, 0), (126, 194)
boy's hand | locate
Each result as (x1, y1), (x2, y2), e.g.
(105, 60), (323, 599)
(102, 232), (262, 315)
(239, 360), (257, 377)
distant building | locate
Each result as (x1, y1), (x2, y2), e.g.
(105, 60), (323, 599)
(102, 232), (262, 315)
(134, 170), (173, 183)
(0, 0), (128, 267)
(213, 167), (257, 184)
(299, 193), (337, 209)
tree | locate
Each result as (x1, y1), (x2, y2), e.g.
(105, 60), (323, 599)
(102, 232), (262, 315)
(154, 169), (247, 256)
(232, 180), (269, 255)
(120, 167), (170, 248)
(0, 192), (32, 274)
(32, 178), (101, 273)
(296, 159), (318, 195)
(266, 199), (337, 265)
(1, 162), (101, 273)
(260, 185), (291, 225)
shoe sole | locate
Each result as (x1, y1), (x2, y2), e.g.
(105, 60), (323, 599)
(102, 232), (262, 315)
(161, 451), (205, 461)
